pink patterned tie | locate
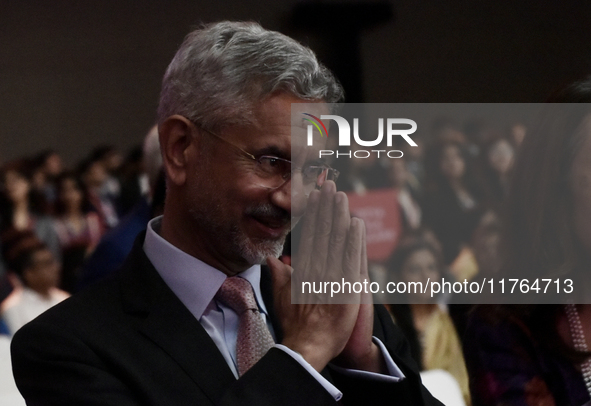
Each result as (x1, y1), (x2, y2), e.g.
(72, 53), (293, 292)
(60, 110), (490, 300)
(215, 276), (275, 376)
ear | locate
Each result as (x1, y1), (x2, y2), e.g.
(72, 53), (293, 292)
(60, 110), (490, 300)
(158, 115), (196, 186)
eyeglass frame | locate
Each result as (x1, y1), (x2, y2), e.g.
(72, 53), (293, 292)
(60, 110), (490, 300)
(192, 123), (340, 191)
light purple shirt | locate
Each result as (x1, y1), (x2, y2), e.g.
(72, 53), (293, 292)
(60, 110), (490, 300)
(143, 217), (404, 402)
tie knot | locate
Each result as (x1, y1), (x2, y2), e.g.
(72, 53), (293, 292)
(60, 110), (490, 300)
(215, 277), (258, 315)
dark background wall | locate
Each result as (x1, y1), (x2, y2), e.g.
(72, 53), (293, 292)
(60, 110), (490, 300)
(2, 0), (591, 165)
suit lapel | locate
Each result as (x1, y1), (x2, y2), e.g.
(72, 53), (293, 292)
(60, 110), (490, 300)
(119, 237), (237, 404)
(260, 266), (283, 343)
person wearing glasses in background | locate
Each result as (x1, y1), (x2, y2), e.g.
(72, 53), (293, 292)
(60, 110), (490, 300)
(11, 22), (440, 405)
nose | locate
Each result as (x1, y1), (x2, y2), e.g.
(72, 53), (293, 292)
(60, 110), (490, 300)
(270, 174), (307, 220)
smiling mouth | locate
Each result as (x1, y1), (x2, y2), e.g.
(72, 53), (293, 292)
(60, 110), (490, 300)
(246, 204), (290, 231)
(250, 216), (290, 238)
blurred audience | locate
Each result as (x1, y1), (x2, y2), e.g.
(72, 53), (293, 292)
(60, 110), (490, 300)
(0, 128), (158, 299)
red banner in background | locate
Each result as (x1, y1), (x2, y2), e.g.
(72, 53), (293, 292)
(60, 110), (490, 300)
(346, 188), (402, 262)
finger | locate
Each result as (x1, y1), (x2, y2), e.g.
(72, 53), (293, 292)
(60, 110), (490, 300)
(311, 180), (337, 275)
(325, 191), (351, 282)
(343, 218), (363, 281)
(342, 217), (363, 303)
(358, 221), (373, 305)
(267, 256), (292, 293)
(294, 189), (320, 278)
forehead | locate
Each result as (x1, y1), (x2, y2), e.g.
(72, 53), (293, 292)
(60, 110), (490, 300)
(4, 170), (26, 182)
(491, 139), (512, 151)
(31, 248), (53, 263)
(442, 144), (461, 157)
(61, 177), (78, 188)
(229, 93), (329, 158)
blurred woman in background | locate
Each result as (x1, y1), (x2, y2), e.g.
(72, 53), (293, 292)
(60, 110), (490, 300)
(52, 172), (103, 292)
(464, 77), (591, 406)
(479, 134), (516, 213)
(423, 140), (484, 265)
(388, 157), (423, 232)
(388, 235), (471, 405)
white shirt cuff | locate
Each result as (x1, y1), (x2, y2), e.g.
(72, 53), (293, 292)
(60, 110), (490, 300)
(328, 337), (406, 383)
(274, 344), (343, 402)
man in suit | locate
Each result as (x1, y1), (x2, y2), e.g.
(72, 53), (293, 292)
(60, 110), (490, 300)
(11, 21), (441, 405)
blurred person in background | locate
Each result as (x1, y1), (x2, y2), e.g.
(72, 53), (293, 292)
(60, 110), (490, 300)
(117, 145), (148, 216)
(479, 133), (516, 213)
(78, 154), (119, 229)
(37, 150), (64, 180)
(0, 232), (68, 335)
(76, 125), (163, 291)
(387, 235), (471, 405)
(0, 161), (61, 263)
(89, 145), (123, 199)
(446, 211), (503, 340)
(464, 77), (591, 406)
(28, 157), (53, 215)
(510, 122), (527, 147)
(52, 172), (103, 292)
(399, 133), (426, 194)
(388, 156), (422, 231)
(423, 140), (484, 265)
(76, 169), (165, 291)
(31, 150), (65, 211)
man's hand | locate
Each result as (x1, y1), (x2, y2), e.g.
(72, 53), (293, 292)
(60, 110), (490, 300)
(333, 229), (387, 374)
(267, 181), (364, 372)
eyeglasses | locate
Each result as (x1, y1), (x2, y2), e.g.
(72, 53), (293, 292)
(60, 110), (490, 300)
(198, 127), (339, 192)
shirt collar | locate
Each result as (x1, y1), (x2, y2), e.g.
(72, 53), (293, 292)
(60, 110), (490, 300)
(143, 216), (268, 320)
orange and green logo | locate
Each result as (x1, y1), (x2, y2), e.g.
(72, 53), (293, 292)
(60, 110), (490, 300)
(302, 113), (328, 138)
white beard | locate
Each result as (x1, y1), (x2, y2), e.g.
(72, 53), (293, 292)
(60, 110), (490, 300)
(232, 229), (286, 265)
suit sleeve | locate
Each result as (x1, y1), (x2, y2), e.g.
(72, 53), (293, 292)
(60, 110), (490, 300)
(220, 348), (338, 406)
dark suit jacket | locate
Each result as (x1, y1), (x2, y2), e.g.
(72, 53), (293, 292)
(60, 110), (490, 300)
(11, 236), (441, 406)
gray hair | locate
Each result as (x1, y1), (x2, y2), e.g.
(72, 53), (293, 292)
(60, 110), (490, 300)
(142, 124), (162, 190)
(157, 21), (343, 132)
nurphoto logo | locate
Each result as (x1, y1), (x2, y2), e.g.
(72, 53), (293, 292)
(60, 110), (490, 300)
(303, 113), (418, 159)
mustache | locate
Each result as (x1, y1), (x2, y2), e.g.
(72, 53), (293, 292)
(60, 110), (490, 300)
(246, 204), (290, 224)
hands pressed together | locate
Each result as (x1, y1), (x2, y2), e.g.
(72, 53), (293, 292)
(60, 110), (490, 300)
(267, 181), (386, 374)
